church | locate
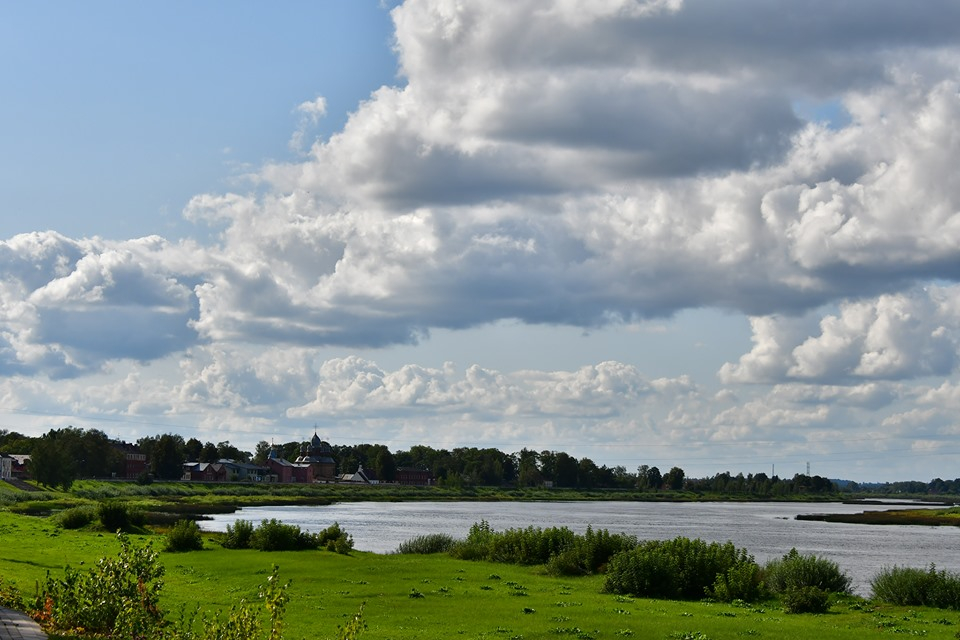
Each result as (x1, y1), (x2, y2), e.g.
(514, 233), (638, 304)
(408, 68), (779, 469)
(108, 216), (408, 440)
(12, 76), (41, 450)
(266, 432), (337, 483)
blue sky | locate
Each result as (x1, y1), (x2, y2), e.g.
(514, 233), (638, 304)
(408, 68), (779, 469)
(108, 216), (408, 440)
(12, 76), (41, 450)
(2, 0), (960, 482)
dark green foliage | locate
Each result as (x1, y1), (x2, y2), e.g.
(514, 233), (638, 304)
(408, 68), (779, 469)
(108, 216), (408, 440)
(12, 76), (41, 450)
(30, 430), (77, 490)
(449, 521), (634, 575)
(97, 500), (142, 532)
(249, 518), (319, 551)
(545, 525), (638, 577)
(165, 519), (204, 552)
(222, 519), (353, 553)
(451, 520), (576, 565)
(396, 533), (458, 554)
(54, 506), (96, 530)
(222, 519), (255, 549)
(318, 521), (354, 554)
(710, 559), (764, 603)
(763, 548), (851, 595)
(603, 537), (760, 601)
(871, 565), (960, 609)
(780, 586), (831, 614)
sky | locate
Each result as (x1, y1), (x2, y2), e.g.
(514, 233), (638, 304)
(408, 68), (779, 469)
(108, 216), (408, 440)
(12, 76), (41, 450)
(2, 0), (960, 483)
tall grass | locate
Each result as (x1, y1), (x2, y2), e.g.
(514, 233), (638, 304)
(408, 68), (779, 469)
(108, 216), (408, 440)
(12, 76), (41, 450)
(395, 533), (458, 554)
(444, 520), (636, 576)
(871, 565), (960, 609)
(603, 537), (761, 602)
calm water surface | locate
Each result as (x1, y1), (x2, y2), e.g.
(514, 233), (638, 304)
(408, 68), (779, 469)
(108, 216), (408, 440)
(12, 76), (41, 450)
(201, 501), (957, 595)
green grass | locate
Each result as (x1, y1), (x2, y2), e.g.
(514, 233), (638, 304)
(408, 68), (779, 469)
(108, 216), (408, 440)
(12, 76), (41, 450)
(2, 510), (960, 639)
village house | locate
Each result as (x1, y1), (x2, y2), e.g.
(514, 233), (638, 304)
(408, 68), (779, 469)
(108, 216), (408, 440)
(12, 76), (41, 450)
(396, 467), (434, 486)
(9, 455), (30, 479)
(112, 441), (148, 479)
(181, 461), (228, 482)
(337, 463), (378, 484)
(0, 453), (12, 480)
(219, 459), (270, 482)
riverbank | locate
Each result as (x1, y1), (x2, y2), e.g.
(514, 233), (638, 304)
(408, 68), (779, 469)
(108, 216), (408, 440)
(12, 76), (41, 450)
(1, 509), (959, 639)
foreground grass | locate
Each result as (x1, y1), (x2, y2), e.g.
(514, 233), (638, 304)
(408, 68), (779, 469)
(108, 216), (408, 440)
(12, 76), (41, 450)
(2, 510), (960, 639)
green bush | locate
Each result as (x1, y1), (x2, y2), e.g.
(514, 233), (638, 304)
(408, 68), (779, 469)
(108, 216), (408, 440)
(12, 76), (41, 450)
(97, 500), (140, 532)
(397, 533), (458, 554)
(249, 518), (319, 551)
(603, 537), (760, 601)
(54, 505), (96, 530)
(165, 519), (204, 552)
(222, 519), (255, 549)
(318, 522), (354, 554)
(871, 565), (960, 609)
(763, 548), (850, 595)
(780, 585), (830, 614)
(545, 526), (638, 577)
(449, 520), (631, 574)
(450, 520), (576, 565)
(710, 559), (764, 603)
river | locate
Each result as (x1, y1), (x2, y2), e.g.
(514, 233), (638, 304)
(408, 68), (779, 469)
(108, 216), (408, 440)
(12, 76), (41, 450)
(200, 500), (958, 595)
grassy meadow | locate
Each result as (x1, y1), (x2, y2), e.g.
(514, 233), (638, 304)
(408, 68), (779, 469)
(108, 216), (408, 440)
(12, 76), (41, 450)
(2, 510), (960, 640)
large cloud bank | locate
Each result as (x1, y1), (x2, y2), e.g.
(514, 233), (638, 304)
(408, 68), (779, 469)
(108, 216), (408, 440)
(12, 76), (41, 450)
(3, 0), (960, 477)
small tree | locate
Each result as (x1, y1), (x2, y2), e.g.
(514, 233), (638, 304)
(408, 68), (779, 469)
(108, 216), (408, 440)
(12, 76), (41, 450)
(664, 466), (686, 490)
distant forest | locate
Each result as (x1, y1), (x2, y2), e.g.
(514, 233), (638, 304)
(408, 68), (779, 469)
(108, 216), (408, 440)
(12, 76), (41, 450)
(1, 426), (956, 496)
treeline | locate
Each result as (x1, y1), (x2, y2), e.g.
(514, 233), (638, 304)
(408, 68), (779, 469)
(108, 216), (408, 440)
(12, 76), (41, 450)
(2, 426), (955, 496)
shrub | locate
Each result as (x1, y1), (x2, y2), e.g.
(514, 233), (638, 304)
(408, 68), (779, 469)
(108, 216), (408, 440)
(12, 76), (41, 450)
(763, 548), (850, 595)
(397, 533), (458, 555)
(710, 559), (764, 603)
(871, 565), (960, 609)
(318, 522), (354, 554)
(603, 537), (760, 601)
(449, 520), (631, 574)
(97, 501), (135, 532)
(249, 518), (319, 551)
(54, 505), (96, 530)
(548, 526), (638, 576)
(165, 519), (204, 552)
(780, 585), (830, 614)
(222, 519), (255, 549)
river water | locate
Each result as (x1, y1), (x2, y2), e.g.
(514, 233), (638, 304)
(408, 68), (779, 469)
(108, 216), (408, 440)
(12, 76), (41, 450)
(200, 500), (958, 595)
